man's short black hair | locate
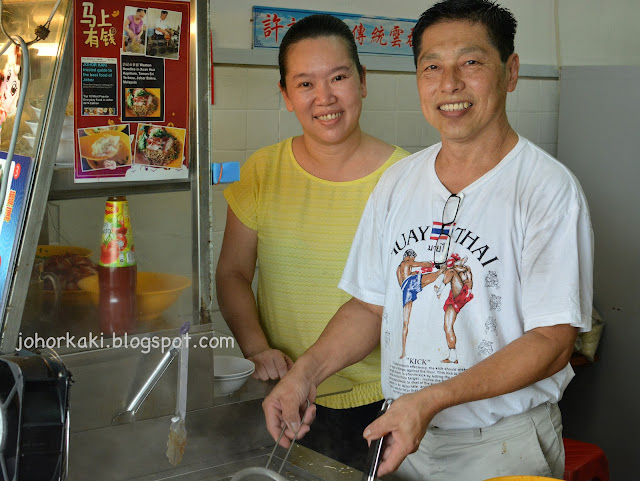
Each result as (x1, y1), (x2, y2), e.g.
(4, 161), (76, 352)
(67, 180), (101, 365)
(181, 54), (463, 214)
(161, 10), (168, 15)
(412, 0), (517, 67)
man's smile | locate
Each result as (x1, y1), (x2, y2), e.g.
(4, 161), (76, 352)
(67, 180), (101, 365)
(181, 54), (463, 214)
(438, 102), (472, 112)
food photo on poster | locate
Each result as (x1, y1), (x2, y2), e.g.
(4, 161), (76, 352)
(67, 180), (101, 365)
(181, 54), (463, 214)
(134, 124), (185, 169)
(77, 124), (131, 172)
(124, 87), (161, 119)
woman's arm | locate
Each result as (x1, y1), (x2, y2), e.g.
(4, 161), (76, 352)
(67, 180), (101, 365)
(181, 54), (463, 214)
(215, 207), (292, 379)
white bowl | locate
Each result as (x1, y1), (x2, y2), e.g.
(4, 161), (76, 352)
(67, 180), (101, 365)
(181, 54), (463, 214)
(214, 355), (255, 378)
(57, 138), (75, 161)
(25, 120), (39, 135)
(30, 104), (73, 126)
(23, 134), (35, 148)
(213, 374), (252, 397)
(60, 123), (74, 140)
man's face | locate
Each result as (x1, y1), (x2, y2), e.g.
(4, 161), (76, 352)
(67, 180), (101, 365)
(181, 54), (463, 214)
(161, 13), (168, 20)
(415, 20), (518, 145)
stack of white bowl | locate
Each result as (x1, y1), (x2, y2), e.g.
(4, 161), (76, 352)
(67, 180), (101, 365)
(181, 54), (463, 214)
(213, 355), (256, 396)
(24, 105), (75, 164)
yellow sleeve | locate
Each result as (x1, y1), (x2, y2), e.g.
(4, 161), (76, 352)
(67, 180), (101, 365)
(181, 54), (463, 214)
(222, 146), (272, 231)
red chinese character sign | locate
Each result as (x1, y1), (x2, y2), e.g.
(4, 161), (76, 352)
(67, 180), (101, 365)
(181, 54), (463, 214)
(252, 6), (415, 57)
(73, 0), (190, 183)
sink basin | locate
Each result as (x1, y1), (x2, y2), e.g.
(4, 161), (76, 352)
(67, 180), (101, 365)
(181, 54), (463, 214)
(68, 398), (360, 481)
(129, 448), (360, 481)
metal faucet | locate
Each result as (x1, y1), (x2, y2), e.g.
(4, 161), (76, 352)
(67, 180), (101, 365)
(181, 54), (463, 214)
(111, 344), (179, 425)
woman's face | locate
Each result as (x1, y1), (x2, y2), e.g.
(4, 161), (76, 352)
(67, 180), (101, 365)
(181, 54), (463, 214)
(134, 11), (146, 22)
(280, 36), (366, 147)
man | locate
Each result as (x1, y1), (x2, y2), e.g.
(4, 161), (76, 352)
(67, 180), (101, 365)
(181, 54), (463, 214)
(154, 10), (171, 43)
(396, 249), (442, 359)
(262, 1), (593, 480)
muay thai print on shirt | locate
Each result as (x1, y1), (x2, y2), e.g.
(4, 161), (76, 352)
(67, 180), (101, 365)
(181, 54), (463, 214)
(339, 136), (594, 429)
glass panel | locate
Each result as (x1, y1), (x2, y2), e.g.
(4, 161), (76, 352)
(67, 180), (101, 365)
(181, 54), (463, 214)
(21, 191), (195, 353)
(0, 0), (73, 348)
(3, 1), (210, 355)
(1, 0), (72, 159)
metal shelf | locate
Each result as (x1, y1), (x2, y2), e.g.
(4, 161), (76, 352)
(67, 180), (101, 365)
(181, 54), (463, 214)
(48, 166), (190, 200)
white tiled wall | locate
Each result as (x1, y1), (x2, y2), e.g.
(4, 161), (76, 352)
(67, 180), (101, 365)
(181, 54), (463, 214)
(210, 65), (561, 332)
(212, 65), (559, 162)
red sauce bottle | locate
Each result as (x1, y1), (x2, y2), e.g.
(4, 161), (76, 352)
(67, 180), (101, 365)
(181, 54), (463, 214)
(98, 196), (137, 335)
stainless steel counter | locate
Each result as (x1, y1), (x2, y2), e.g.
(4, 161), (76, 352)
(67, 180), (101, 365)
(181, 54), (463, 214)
(60, 325), (361, 481)
(68, 398), (361, 481)
(131, 445), (360, 481)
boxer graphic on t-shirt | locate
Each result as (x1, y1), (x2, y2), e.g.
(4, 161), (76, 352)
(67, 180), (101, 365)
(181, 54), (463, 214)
(434, 254), (474, 363)
(397, 249), (443, 359)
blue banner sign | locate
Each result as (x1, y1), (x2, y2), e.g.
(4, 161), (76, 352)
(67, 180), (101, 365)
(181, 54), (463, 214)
(253, 6), (417, 57)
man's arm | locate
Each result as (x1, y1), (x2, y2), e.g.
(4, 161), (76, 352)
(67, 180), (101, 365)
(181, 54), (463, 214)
(215, 207), (293, 380)
(365, 323), (577, 476)
(263, 297), (383, 445)
(156, 22), (169, 35)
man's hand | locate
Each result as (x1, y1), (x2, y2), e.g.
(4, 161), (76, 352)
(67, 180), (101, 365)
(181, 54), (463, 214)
(249, 349), (294, 381)
(263, 368), (318, 447)
(363, 390), (441, 476)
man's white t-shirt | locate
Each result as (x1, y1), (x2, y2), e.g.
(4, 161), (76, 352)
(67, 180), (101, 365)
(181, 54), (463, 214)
(155, 18), (169, 36)
(339, 136), (593, 430)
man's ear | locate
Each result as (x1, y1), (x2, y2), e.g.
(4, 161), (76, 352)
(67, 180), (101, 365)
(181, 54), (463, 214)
(279, 82), (294, 112)
(506, 53), (519, 93)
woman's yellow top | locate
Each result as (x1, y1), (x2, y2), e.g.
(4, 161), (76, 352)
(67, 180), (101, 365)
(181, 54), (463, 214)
(224, 137), (408, 408)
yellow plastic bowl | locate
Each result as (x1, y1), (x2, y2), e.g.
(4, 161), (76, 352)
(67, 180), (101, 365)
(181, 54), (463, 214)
(36, 245), (93, 257)
(36, 245), (95, 304)
(483, 477), (563, 481)
(78, 272), (192, 321)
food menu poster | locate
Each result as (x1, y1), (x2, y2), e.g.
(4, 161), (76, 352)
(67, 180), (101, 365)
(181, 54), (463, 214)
(73, 0), (190, 183)
(0, 153), (34, 319)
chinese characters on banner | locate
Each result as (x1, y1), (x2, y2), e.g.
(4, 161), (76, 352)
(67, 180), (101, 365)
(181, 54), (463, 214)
(253, 6), (416, 57)
(73, 0), (190, 183)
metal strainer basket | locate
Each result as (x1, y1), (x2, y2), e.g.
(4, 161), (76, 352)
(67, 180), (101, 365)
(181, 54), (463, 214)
(231, 401), (310, 481)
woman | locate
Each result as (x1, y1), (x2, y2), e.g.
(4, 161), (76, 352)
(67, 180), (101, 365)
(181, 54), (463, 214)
(216, 14), (409, 469)
(124, 9), (146, 53)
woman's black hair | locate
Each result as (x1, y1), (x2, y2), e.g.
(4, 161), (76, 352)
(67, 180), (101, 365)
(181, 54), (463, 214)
(136, 8), (146, 13)
(412, 0), (517, 67)
(278, 14), (363, 89)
